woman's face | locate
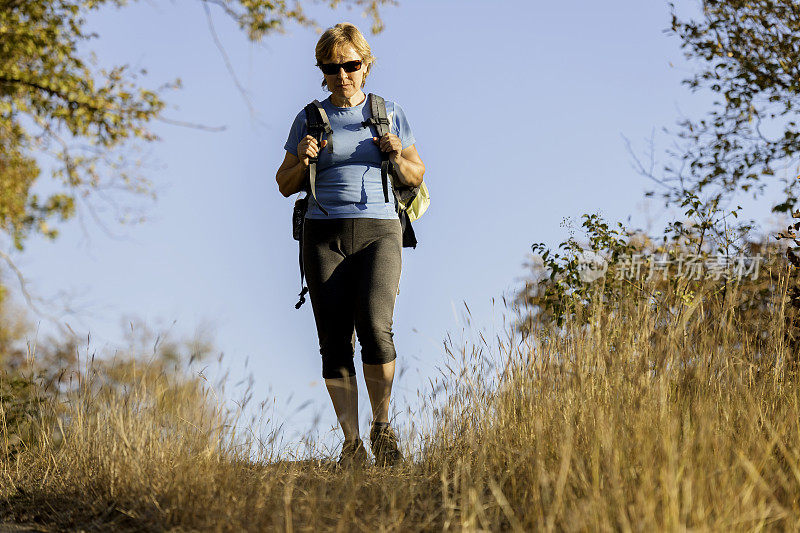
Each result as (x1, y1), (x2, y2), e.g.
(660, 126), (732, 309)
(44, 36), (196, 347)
(323, 44), (365, 100)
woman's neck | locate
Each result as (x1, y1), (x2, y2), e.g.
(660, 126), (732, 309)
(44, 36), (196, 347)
(330, 90), (366, 108)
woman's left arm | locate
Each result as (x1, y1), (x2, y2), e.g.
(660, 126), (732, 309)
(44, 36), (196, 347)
(373, 134), (425, 188)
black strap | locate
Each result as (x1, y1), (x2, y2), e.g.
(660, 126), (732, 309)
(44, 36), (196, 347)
(295, 235), (308, 309)
(293, 196), (309, 308)
(381, 161), (391, 203)
(398, 209), (417, 249)
(362, 94), (392, 204)
(303, 101), (332, 216)
(366, 93), (391, 137)
(390, 183), (417, 249)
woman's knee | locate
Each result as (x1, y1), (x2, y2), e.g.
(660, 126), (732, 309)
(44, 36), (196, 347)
(321, 351), (357, 379)
(354, 280), (398, 364)
(357, 325), (397, 365)
(362, 349), (396, 366)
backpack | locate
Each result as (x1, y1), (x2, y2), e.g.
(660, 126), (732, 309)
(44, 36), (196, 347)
(292, 93), (429, 308)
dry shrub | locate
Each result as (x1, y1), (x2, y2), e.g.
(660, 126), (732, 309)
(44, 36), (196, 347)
(420, 254), (800, 531)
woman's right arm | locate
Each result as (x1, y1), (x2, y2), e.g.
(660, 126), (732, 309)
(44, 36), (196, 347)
(276, 135), (326, 197)
(275, 151), (307, 198)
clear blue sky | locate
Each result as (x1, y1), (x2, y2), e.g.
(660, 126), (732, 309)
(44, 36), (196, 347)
(12, 0), (786, 455)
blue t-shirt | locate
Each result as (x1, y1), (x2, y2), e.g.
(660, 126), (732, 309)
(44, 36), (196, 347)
(284, 95), (416, 219)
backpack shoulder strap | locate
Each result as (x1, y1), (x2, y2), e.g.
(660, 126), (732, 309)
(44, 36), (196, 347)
(303, 100), (333, 216)
(361, 93), (392, 203)
(311, 99), (333, 138)
(360, 94), (419, 248)
(367, 93), (390, 137)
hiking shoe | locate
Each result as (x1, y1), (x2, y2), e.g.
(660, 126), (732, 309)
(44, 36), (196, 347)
(336, 437), (368, 470)
(369, 422), (403, 467)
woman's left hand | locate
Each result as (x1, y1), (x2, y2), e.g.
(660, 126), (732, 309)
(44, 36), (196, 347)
(373, 133), (403, 161)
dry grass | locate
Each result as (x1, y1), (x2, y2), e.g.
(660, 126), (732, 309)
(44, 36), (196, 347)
(2, 267), (800, 531)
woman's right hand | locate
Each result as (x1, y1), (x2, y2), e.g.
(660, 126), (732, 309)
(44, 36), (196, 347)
(297, 135), (328, 168)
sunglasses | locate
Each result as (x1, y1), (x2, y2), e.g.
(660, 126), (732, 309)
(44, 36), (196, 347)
(317, 60), (363, 75)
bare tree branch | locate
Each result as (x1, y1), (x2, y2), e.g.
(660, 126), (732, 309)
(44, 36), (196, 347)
(202, 0), (262, 124)
(157, 116), (227, 132)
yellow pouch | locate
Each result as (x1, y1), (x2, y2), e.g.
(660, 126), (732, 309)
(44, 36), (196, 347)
(398, 181), (430, 222)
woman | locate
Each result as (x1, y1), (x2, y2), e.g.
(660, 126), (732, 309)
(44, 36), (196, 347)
(275, 23), (425, 468)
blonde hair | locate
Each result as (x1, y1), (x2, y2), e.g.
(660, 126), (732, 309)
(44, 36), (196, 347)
(315, 23), (375, 90)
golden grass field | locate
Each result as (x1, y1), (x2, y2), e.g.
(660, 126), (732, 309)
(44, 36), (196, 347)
(2, 260), (800, 531)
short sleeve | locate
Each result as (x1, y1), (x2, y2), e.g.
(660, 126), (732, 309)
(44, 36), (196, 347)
(283, 109), (307, 156)
(389, 102), (416, 150)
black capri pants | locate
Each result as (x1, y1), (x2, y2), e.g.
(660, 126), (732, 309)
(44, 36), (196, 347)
(302, 217), (402, 379)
